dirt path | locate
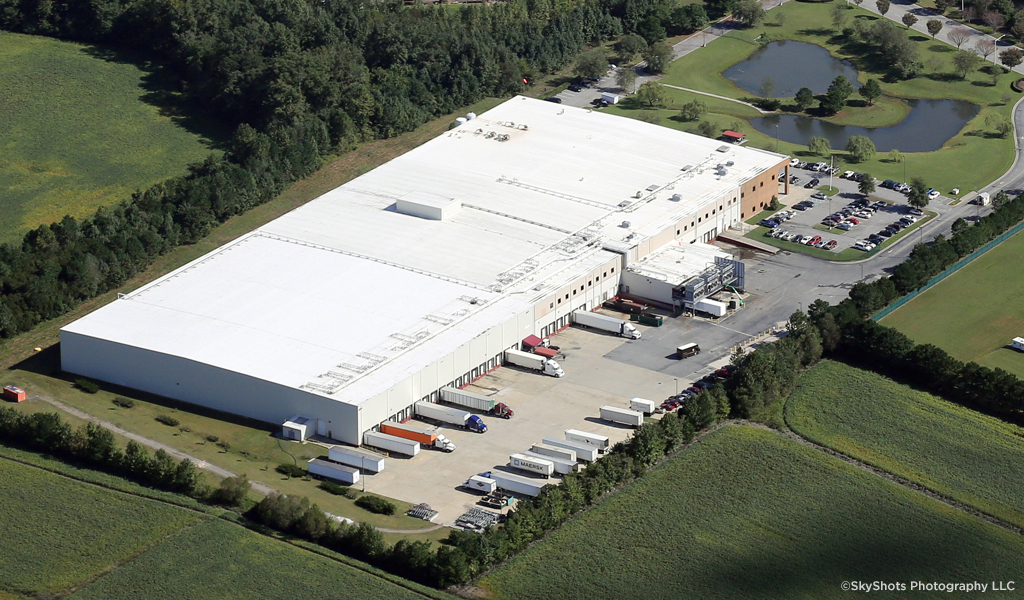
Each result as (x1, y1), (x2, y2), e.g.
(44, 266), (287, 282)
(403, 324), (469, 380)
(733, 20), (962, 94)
(30, 391), (445, 535)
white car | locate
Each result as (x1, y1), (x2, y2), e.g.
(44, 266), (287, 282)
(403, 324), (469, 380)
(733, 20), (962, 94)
(842, 171), (855, 179)
(789, 158), (800, 167)
(927, 190), (940, 200)
(909, 208), (924, 216)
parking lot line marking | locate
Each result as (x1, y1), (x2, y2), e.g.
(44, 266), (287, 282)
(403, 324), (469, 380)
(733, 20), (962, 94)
(708, 322), (755, 336)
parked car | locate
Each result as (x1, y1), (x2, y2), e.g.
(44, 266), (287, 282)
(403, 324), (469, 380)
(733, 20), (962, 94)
(877, 229), (894, 238)
(790, 175), (801, 184)
(789, 158), (800, 166)
(811, 192), (827, 200)
(545, 96), (563, 103)
(568, 84), (582, 92)
(760, 219), (779, 227)
(837, 222), (852, 231)
(824, 240), (838, 250)
(909, 208), (924, 216)
(927, 189), (940, 200)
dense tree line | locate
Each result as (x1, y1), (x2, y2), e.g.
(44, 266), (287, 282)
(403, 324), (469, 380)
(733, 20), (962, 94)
(1, 0), (698, 338)
(0, 407), (206, 496)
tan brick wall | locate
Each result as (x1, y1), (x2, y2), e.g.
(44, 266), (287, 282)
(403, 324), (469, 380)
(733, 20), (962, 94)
(740, 159), (790, 220)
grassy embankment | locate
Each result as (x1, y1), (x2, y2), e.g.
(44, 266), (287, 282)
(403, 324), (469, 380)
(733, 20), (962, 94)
(879, 228), (1024, 378)
(480, 426), (1024, 599)
(0, 32), (222, 246)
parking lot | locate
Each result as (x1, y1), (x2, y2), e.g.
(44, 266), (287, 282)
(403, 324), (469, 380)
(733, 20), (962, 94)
(764, 164), (932, 252)
(364, 325), (688, 526)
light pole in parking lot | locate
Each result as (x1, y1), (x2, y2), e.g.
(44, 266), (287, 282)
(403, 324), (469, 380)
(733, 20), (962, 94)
(775, 125), (779, 153)
(674, 378), (678, 395)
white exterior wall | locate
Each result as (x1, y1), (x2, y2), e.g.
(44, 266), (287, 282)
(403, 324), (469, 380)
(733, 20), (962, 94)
(62, 331), (361, 444)
(620, 271), (675, 305)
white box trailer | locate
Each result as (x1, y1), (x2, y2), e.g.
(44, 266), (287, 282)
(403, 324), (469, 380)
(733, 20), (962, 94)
(542, 437), (600, 462)
(1013, 337), (1024, 351)
(363, 431), (420, 457)
(308, 458), (360, 485)
(414, 401), (487, 432)
(531, 443), (577, 463)
(601, 92), (620, 105)
(694, 298), (728, 317)
(441, 386), (495, 412)
(328, 445), (385, 473)
(630, 398), (656, 415)
(600, 405), (644, 427)
(523, 451), (580, 475)
(571, 310), (641, 339)
(505, 349), (564, 377)
(464, 475), (498, 494)
(565, 429), (610, 451)
(490, 471), (549, 497)
(509, 453), (555, 477)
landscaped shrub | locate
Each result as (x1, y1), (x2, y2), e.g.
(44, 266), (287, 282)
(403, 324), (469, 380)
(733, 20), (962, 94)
(276, 463), (306, 478)
(318, 481), (351, 496)
(205, 435), (219, 443)
(75, 379), (99, 394)
(155, 415), (179, 427)
(355, 495), (397, 515)
(112, 397), (134, 408)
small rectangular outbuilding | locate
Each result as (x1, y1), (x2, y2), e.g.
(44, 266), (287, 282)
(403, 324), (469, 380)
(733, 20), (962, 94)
(722, 130), (746, 143)
(281, 415), (315, 441)
(1012, 337), (1024, 351)
(3, 386), (26, 402)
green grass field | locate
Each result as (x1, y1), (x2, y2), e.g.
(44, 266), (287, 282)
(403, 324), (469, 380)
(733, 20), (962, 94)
(0, 32), (220, 246)
(68, 519), (438, 600)
(480, 426), (1024, 599)
(786, 360), (1024, 529)
(0, 458), (202, 596)
(879, 229), (1024, 378)
(608, 2), (1017, 194)
(0, 454), (444, 599)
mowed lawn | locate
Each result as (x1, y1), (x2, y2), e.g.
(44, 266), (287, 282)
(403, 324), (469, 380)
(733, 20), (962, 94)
(786, 360), (1024, 528)
(0, 458), (202, 596)
(480, 426), (1024, 600)
(880, 229), (1024, 378)
(69, 519), (442, 600)
(0, 33), (219, 246)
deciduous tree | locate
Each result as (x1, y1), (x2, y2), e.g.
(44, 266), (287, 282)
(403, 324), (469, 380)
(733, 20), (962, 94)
(926, 19), (943, 37)
(809, 136), (832, 157)
(858, 174), (876, 196)
(678, 99), (708, 121)
(636, 81), (667, 107)
(733, 0), (766, 27)
(795, 87), (815, 111)
(948, 27), (971, 49)
(1000, 46), (1023, 68)
(846, 136), (877, 162)
(902, 13), (918, 29)
(952, 49), (983, 78)
(642, 41), (673, 74)
(876, 0), (890, 16)
(574, 49), (608, 81)
(976, 38), (996, 61)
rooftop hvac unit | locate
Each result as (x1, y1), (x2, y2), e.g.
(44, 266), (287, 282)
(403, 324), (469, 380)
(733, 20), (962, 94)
(681, 165), (694, 171)
(456, 117), (468, 126)
(717, 145), (731, 153)
(467, 112), (477, 120)
(670, 194), (682, 202)
(619, 200), (632, 208)
(620, 221), (631, 228)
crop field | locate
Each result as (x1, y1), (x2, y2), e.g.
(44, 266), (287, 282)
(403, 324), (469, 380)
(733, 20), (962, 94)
(480, 426), (1024, 600)
(0, 33), (219, 246)
(787, 360), (1024, 528)
(0, 455), (444, 599)
(69, 519), (441, 600)
(879, 230), (1024, 379)
(0, 458), (201, 597)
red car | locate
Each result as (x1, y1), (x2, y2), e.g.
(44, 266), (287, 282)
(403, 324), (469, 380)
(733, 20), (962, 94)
(825, 240), (838, 251)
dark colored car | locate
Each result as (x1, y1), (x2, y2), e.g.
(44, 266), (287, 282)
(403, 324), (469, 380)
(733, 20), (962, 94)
(567, 84), (582, 92)
(545, 97), (562, 103)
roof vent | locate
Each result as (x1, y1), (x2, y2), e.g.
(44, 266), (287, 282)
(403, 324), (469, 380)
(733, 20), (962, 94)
(619, 200), (632, 208)
(396, 191), (461, 221)
(670, 194), (682, 202)
(717, 145), (731, 153)
(621, 221), (632, 229)
(681, 165), (693, 171)
(634, 191), (642, 198)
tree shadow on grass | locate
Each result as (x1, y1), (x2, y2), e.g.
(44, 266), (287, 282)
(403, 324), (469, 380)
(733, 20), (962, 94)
(797, 27), (836, 38)
(910, 35), (930, 43)
(924, 72), (962, 82)
(929, 43), (954, 53)
(78, 44), (232, 151)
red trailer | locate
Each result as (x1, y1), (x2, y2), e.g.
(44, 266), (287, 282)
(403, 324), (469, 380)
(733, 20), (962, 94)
(3, 386), (26, 402)
(533, 346), (559, 359)
(522, 335), (544, 350)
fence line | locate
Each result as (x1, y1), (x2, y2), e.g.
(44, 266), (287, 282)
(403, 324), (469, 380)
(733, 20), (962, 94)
(872, 220), (1024, 321)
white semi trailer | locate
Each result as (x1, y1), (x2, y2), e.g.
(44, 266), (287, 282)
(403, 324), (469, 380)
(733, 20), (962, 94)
(565, 429), (610, 452)
(307, 458), (360, 485)
(600, 405), (644, 427)
(504, 349), (564, 377)
(463, 475), (498, 494)
(531, 443), (577, 463)
(414, 401), (488, 433)
(362, 431), (420, 457)
(630, 398), (656, 415)
(440, 386), (514, 418)
(328, 445), (385, 473)
(509, 453), (555, 477)
(694, 298), (728, 317)
(489, 471), (549, 497)
(523, 451), (580, 475)
(571, 310), (641, 339)
(541, 437), (600, 462)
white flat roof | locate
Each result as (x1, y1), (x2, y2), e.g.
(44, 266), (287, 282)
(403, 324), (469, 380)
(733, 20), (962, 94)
(62, 97), (785, 406)
(627, 243), (733, 285)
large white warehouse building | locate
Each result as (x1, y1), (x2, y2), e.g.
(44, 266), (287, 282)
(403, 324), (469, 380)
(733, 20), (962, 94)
(61, 97), (789, 445)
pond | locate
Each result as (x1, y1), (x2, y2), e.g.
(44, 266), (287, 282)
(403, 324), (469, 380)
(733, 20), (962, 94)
(723, 41), (859, 98)
(749, 99), (980, 153)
